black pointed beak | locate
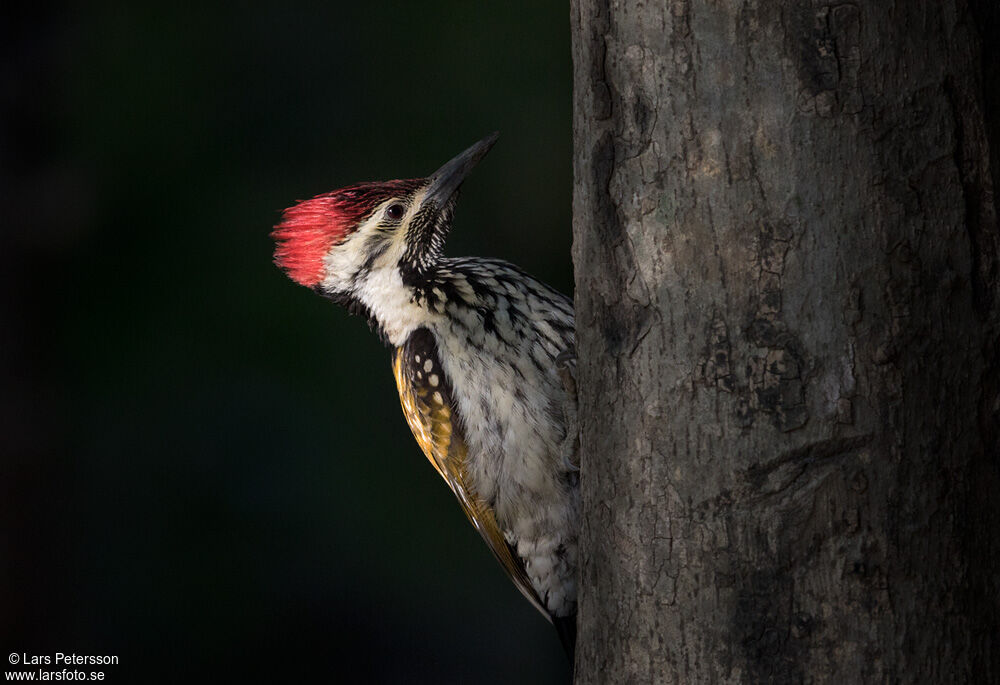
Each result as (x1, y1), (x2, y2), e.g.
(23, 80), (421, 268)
(423, 132), (499, 208)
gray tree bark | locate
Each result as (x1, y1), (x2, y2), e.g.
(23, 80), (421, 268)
(570, 1), (999, 682)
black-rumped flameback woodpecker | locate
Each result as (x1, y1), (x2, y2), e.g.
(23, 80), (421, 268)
(271, 134), (579, 658)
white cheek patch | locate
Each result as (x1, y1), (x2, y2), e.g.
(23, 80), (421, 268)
(315, 190), (447, 346)
(322, 230), (369, 285)
(321, 213), (405, 286)
(320, 217), (439, 346)
(321, 189), (431, 290)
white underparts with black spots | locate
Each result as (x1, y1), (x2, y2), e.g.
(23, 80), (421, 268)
(331, 232), (578, 618)
(428, 259), (578, 618)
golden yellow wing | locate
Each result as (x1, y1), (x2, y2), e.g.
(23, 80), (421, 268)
(392, 328), (548, 620)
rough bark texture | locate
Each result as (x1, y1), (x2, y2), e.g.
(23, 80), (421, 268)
(570, 1), (999, 682)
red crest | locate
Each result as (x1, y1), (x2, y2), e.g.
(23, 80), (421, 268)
(271, 179), (423, 287)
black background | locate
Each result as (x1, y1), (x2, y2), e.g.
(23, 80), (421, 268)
(2, 2), (573, 682)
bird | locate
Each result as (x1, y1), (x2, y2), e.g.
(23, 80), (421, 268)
(271, 133), (579, 659)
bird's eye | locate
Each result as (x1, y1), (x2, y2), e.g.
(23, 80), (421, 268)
(386, 203), (405, 221)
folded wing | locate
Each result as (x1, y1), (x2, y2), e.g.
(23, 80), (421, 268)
(392, 328), (548, 620)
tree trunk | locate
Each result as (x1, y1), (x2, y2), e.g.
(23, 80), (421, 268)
(570, 1), (999, 682)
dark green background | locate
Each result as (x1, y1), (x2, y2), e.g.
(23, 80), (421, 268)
(3, 2), (573, 682)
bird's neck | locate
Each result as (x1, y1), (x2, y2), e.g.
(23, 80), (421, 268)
(350, 263), (445, 347)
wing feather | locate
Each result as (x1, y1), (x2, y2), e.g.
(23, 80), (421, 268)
(392, 330), (548, 620)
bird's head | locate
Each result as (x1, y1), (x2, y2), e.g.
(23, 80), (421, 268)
(272, 133), (498, 298)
